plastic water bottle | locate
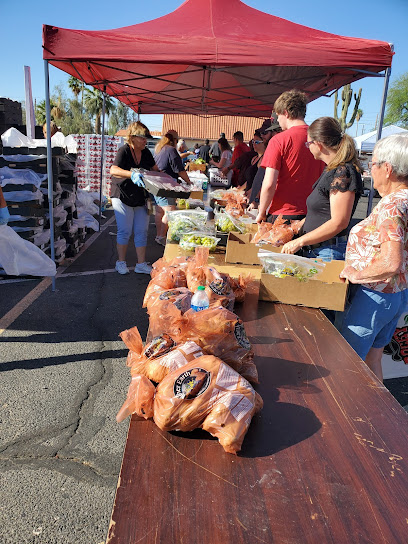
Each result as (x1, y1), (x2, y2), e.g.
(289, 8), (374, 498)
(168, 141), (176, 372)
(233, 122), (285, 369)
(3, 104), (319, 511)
(190, 286), (210, 312)
(202, 178), (208, 190)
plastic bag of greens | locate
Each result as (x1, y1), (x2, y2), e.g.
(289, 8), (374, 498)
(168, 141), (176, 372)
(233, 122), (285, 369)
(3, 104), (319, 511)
(166, 209), (208, 242)
(257, 250), (326, 282)
(179, 231), (220, 252)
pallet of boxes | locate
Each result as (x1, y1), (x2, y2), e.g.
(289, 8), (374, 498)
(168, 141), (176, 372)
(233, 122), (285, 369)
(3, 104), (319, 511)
(0, 128), (99, 275)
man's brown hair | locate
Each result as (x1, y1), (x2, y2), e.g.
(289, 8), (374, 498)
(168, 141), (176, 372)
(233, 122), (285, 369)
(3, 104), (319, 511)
(274, 90), (308, 120)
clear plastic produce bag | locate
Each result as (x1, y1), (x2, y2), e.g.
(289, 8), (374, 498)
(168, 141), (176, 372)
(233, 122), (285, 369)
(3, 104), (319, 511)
(0, 225), (56, 276)
(258, 250), (326, 282)
(179, 231), (220, 252)
(166, 209), (208, 242)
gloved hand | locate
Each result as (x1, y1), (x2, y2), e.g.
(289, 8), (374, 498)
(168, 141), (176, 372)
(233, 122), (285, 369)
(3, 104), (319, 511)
(131, 171), (145, 188)
(0, 206), (10, 226)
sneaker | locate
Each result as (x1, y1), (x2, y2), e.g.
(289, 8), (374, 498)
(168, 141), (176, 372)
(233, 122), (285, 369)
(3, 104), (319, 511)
(115, 260), (129, 275)
(134, 262), (152, 275)
(155, 236), (166, 246)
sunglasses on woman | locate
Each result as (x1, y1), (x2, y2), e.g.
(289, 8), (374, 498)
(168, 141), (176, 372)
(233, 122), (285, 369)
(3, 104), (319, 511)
(252, 139), (263, 145)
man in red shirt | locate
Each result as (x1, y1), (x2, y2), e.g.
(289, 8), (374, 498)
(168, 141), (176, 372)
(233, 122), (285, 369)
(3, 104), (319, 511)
(222, 131), (250, 186)
(256, 90), (324, 224)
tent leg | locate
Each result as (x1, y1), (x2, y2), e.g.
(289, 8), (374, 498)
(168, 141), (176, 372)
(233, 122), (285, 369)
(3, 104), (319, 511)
(367, 51), (393, 216)
(44, 59), (56, 292)
(98, 86), (107, 231)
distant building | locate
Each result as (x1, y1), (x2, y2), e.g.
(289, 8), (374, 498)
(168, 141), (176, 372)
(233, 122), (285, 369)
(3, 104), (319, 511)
(162, 114), (266, 147)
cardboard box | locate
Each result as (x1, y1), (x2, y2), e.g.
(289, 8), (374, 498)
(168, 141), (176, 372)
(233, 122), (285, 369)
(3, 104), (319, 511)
(259, 260), (348, 311)
(187, 163), (207, 172)
(225, 231), (280, 265)
(189, 190), (204, 200)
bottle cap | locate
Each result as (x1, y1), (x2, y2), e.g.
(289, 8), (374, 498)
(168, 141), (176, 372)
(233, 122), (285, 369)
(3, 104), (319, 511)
(197, 285), (205, 291)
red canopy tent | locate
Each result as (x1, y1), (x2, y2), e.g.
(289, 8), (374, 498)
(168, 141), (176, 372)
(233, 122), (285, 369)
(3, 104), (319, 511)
(43, 0), (393, 116)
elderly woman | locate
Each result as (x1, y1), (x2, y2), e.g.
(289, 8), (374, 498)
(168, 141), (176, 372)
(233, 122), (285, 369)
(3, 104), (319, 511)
(153, 130), (192, 245)
(281, 117), (363, 260)
(110, 121), (159, 275)
(337, 133), (408, 380)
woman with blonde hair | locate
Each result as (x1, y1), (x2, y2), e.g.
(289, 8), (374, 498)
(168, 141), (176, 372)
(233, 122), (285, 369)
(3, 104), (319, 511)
(110, 121), (159, 275)
(281, 116), (363, 261)
(153, 130), (192, 245)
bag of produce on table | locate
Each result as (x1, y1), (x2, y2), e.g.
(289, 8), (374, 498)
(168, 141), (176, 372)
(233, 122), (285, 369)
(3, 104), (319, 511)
(166, 209), (208, 242)
(117, 355), (263, 455)
(144, 285), (193, 316)
(116, 375), (156, 423)
(176, 198), (204, 210)
(215, 209), (248, 233)
(119, 324), (204, 382)
(204, 266), (235, 311)
(258, 250), (326, 282)
(148, 301), (258, 383)
(251, 215), (303, 246)
(154, 355), (263, 454)
(179, 231), (220, 252)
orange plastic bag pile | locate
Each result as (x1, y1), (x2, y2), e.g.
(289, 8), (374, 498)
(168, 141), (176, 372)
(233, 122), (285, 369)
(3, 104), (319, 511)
(223, 191), (247, 218)
(251, 215), (303, 246)
(116, 246), (262, 454)
(117, 354), (263, 454)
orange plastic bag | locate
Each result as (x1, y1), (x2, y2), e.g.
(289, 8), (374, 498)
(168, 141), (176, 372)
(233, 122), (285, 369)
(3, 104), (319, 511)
(154, 355), (263, 454)
(204, 266), (235, 311)
(183, 307), (258, 383)
(116, 375), (156, 423)
(144, 286), (193, 315)
(186, 246), (210, 292)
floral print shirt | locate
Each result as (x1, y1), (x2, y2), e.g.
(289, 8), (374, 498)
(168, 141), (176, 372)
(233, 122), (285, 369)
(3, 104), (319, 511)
(345, 189), (408, 293)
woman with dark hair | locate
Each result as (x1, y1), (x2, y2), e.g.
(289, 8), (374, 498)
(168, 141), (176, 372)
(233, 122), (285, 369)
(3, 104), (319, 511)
(281, 116), (363, 261)
(110, 121), (159, 275)
(154, 130), (192, 245)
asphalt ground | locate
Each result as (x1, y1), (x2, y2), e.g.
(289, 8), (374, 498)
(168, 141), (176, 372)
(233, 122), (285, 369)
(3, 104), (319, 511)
(1, 197), (407, 544)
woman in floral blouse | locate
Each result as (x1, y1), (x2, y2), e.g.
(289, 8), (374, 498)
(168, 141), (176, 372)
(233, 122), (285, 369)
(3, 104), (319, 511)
(338, 133), (408, 380)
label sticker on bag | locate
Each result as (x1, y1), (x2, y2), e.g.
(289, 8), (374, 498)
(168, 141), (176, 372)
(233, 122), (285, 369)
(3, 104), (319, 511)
(216, 363), (239, 390)
(209, 279), (230, 296)
(174, 368), (211, 399)
(234, 321), (251, 349)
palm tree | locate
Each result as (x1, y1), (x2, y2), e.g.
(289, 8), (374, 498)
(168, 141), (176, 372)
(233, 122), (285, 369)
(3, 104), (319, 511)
(83, 88), (114, 134)
(68, 76), (82, 100)
(35, 99), (57, 125)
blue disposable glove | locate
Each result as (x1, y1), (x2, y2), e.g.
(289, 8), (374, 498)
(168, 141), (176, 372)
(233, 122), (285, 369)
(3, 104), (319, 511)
(130, 172), (145, 188)
(0, 206), (10, 225)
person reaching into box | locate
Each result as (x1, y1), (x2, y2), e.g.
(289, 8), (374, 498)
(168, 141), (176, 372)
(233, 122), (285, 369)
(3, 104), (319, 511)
(280, 117), (363, 261)
(110, 121), (159, 275)
(335, 133), (408, 381)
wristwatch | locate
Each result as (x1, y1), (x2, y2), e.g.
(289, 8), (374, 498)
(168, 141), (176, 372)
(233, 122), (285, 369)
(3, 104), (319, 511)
(254, 197), (260, 203)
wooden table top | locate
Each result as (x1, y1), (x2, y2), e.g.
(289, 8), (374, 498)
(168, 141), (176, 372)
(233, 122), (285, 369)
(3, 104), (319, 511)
(107, 293), (408, 544)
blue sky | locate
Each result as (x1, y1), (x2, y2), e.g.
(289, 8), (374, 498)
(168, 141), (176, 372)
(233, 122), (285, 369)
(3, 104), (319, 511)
(2, 0), (407, 135)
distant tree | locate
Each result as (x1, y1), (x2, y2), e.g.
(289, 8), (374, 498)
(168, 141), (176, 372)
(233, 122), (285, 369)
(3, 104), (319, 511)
(68, 76), (82, 100)
(83, 88), (114, 134)
(60, 99), (94, 135)
(107, 101), (137, 135)
(36, 99), (57, 125)
(384, 73), (408, 128)
(334, 84), (362, 131)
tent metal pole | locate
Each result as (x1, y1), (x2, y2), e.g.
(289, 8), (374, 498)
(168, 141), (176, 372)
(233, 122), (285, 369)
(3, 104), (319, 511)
(98, 86), (107, 231)
(44, 59), (56, 291)
(367, 48), (393, 215)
